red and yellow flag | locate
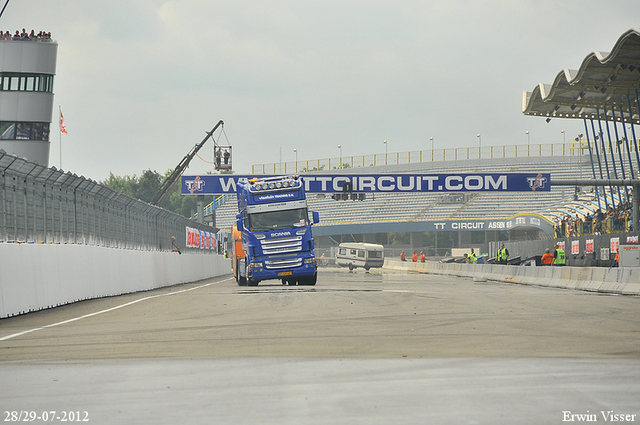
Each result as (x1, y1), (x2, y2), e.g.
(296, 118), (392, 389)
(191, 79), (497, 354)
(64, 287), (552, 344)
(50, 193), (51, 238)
(59, 109), (67, 134)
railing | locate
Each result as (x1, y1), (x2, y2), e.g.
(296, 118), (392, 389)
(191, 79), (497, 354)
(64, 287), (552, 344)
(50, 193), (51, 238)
(251, 141), (636, 175)
(203, 194), (230, 217)
(0, 150), (216, 251)
(555, 217), (631, 238)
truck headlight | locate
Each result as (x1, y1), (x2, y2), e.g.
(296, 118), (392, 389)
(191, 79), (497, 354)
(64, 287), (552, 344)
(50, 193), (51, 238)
(304, 257), (316, 264)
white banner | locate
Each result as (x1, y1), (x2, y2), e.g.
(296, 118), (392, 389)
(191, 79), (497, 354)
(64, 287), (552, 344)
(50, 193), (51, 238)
(185, 227), (216, 250)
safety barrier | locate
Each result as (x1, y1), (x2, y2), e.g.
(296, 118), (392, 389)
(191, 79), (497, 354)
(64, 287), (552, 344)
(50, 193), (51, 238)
(0, 243), (231, 318)
(385, 259), (640, 295)
(0, 150), (229, 318)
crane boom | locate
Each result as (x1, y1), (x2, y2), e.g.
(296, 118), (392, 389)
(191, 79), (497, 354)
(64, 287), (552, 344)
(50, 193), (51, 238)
(151, 120), (224, 206)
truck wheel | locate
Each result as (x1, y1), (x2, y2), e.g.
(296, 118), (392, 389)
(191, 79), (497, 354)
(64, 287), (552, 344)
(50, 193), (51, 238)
(364, 265), (370, 271)
(348, 263), (354, 271)
(288, 279), (297, 286)
(247, 278), (258, 287)
(237, 259), (247, 286)
(300, 274), (317, 286)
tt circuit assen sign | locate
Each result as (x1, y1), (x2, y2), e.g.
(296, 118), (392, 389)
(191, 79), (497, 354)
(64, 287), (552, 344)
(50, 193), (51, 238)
(182, 173), (550, 195)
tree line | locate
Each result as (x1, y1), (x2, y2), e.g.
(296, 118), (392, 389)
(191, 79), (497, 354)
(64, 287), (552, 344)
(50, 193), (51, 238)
(101, 169), (198, 218)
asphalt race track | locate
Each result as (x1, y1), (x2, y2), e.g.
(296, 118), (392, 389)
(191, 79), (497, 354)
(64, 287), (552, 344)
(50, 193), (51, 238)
(1, 268), (639, 424)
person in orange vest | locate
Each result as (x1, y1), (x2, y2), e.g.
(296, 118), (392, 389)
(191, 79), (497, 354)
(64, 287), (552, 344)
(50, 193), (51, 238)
(541, 248), (554, 266)
(420, 251), (426, 262)
(400, 251), (406, 262)
(412, 251), (418, 262)
(613, 250), (619, 268)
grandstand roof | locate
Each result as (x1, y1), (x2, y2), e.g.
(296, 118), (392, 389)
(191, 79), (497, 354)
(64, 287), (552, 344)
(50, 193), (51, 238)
(523, 28), (640, 124)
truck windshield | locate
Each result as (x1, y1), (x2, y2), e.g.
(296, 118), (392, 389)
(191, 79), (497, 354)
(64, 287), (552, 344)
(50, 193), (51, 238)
(249, 208), (308, 231)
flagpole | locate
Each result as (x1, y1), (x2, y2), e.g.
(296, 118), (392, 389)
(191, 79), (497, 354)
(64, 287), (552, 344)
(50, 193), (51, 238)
(59, 106), (62, 169)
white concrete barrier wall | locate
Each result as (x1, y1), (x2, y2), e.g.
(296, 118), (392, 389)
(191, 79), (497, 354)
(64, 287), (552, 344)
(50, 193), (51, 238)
(0, 244), (231, 318)
(385, 259), (640, 295)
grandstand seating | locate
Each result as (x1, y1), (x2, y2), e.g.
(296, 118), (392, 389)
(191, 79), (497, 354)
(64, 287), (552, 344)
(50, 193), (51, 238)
(212, 153), (622, 233)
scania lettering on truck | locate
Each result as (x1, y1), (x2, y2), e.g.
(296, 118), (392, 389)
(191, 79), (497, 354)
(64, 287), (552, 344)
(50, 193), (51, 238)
(235, 175), (319, 286)
(336, 242), (384, 270)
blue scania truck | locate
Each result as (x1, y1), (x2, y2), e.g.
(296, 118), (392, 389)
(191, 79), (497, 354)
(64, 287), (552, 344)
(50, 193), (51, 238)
(235, 175), (319, 286)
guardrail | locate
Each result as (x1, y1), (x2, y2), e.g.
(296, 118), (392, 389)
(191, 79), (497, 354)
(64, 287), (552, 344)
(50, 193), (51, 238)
(385, 259), (640, 295)
(252, 142), (599, 174)
(0, 150), (216, 251)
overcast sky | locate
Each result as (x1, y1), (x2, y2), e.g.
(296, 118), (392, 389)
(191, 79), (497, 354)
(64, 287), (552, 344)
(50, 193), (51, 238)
(2, 1), (639, 181)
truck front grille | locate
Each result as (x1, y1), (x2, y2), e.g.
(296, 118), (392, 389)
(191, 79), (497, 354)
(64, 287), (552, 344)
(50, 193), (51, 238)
(261, 236), (302, 255)
(264, 258), (303, 269)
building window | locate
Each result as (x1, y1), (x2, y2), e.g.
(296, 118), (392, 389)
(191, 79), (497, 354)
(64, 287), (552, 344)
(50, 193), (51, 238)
(0, 73), (54, 93)
(0, 122), (15, 139)
(0, 122), (49, 140)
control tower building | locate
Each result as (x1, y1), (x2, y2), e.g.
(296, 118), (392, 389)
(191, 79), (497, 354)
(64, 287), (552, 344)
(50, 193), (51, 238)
(0, 37), (57, 166)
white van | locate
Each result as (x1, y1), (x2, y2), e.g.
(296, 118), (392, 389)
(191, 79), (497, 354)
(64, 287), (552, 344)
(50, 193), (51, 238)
(336, 243), (384, 270)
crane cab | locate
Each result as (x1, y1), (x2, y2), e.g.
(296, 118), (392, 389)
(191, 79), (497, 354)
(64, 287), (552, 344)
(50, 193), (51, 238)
(214, 145), (232, 171)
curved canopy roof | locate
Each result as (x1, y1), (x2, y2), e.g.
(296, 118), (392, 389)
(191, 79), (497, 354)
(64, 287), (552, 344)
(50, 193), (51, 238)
(523, 28), (640, 124)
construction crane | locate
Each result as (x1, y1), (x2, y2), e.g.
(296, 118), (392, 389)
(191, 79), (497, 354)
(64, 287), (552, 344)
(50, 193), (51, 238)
(151, 120), (225, 206)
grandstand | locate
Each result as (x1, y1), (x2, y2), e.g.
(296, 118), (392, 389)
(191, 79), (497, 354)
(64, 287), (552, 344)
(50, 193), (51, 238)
(212, 148), (597, 241)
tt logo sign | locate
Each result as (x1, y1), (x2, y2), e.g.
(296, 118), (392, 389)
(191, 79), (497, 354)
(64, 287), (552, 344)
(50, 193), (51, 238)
(527, 174), (547, 191)
(185, 176), (205, 194)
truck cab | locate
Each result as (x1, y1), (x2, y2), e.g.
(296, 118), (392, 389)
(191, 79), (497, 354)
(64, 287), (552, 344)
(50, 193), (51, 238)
(235, 175), (319, 286)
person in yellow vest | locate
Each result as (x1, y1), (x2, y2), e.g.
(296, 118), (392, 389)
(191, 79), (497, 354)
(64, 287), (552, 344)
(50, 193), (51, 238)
(466, 248), (478, 263)
(497, 243), (509, 264)
(553, 244), (566, 266)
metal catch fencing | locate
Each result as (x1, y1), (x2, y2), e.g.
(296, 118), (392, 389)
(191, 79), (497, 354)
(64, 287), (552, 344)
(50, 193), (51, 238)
(0, 150), (217, 252)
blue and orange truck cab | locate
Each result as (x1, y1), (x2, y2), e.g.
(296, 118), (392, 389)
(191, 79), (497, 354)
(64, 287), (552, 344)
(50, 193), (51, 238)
(234, 175), (319, 286)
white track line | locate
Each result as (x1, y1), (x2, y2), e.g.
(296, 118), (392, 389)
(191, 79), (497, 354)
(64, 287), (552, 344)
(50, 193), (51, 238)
(0, 277), (233, 342)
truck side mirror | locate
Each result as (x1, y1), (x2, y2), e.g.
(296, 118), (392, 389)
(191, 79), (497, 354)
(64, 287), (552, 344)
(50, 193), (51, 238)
(311, 211), (320, 224)
(236, 218), (244, 231)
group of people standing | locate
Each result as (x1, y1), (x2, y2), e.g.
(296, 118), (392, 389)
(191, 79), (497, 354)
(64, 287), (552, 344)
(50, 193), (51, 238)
(215, 147), (231, 167)
(400, 250), (426, 262)
(398, 242), (574, 266)
(1, 29), (52, 41)
(541, 245), (565, 266)
(465, 243), (509, 264)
